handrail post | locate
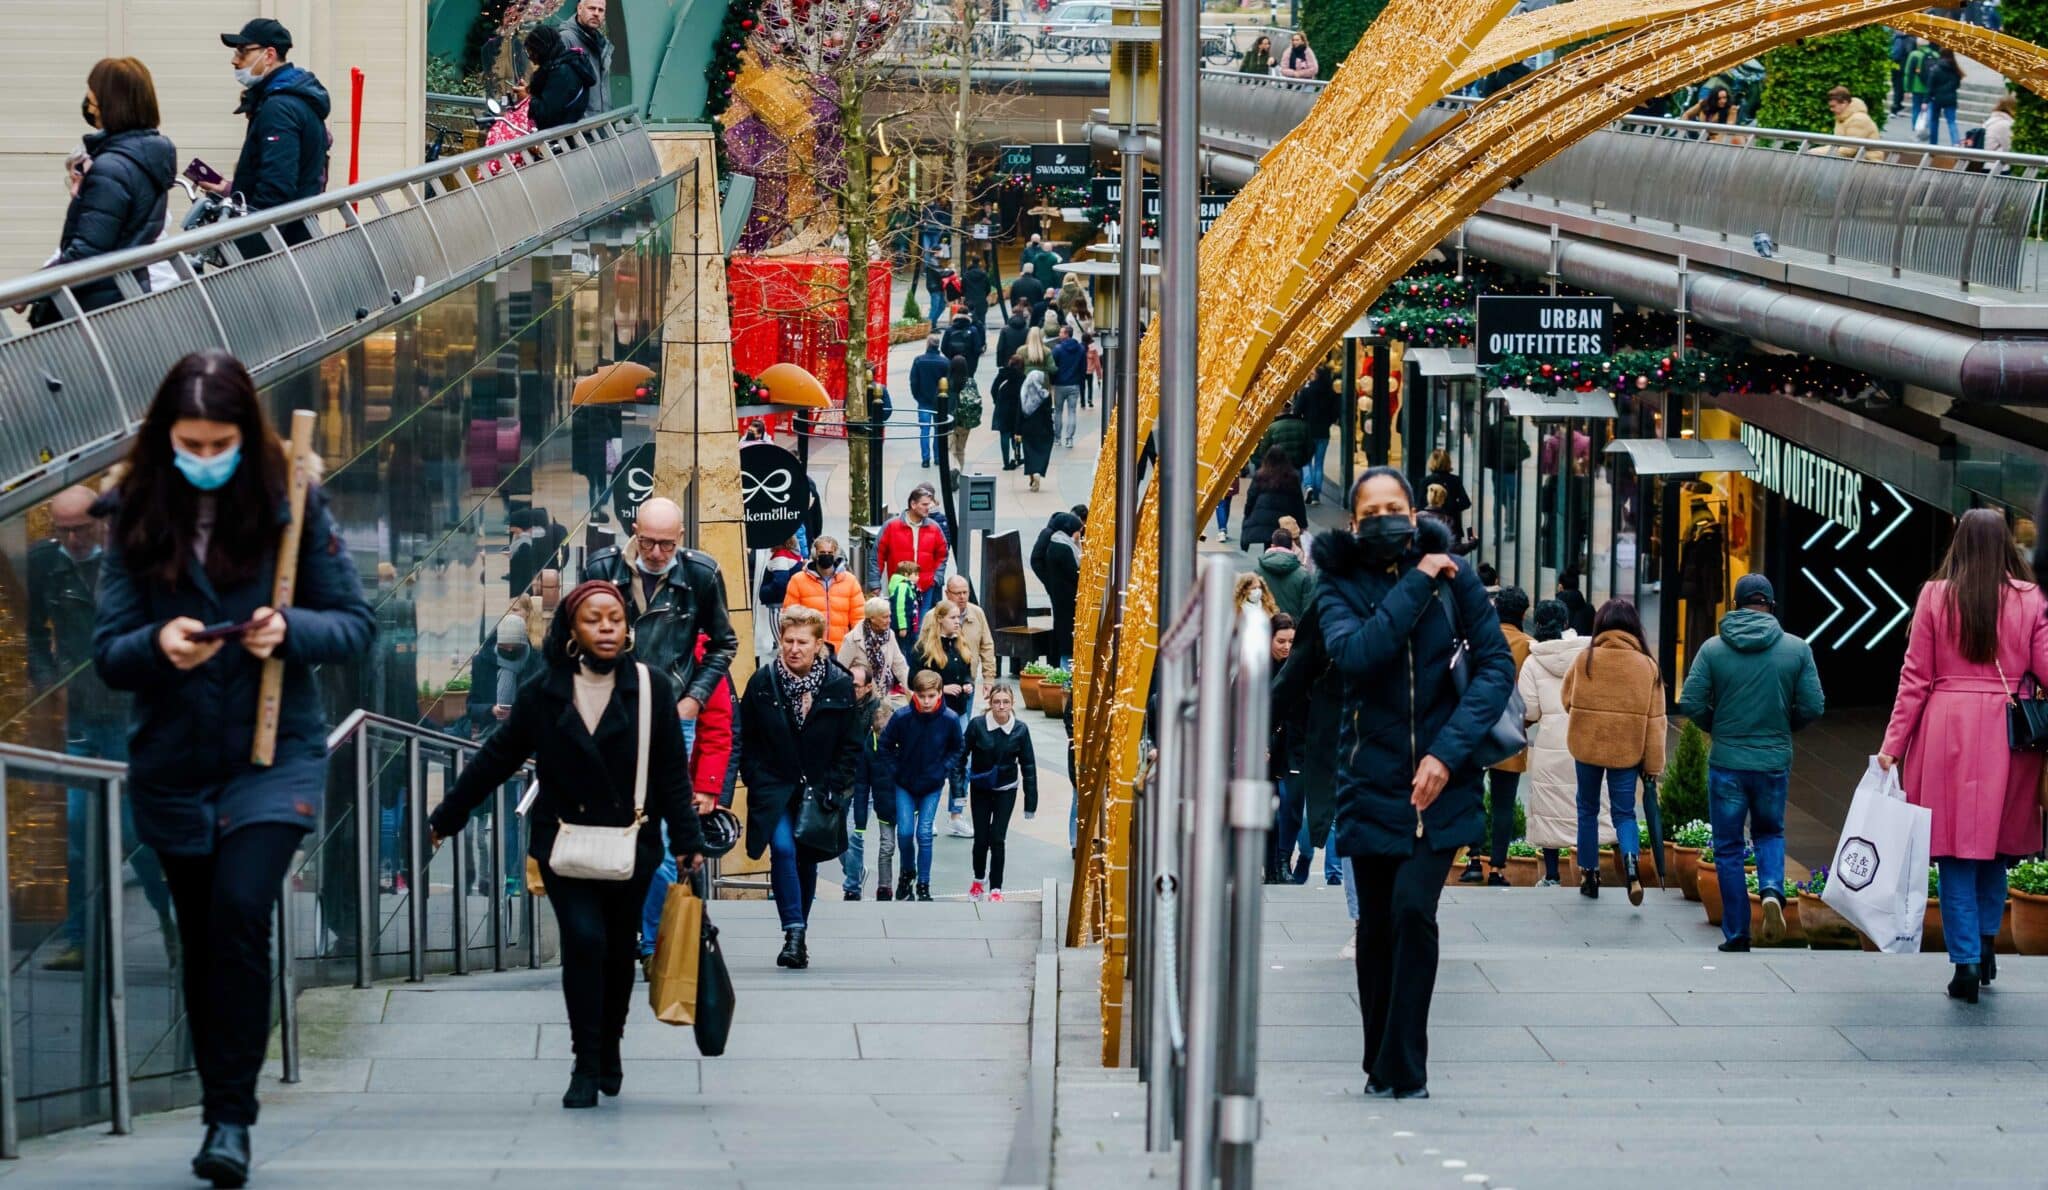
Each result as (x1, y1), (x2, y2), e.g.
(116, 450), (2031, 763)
(1956, 167), (2003, 292)
(1218, 607), (1272, 1188)
(490, 779), (509, 973)
(407, 738), (428, 982)
(1146, 643), (1187, 1152)
(449, 754), (470, 975)
(355, 736), (375, 988)
(277, 875), (300, 1084)
(1178, 560), (1235, 1190)
(0, 759), (16, 1159)
(104, 777), (131, 1136)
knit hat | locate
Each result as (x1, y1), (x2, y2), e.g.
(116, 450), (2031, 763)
(496, 613), (528, 650)
(1734, 573), (1776, 609)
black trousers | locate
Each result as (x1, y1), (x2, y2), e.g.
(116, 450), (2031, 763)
(539, 855), (656, 1067)
(1487, 770), (1520, 868)
(159, 823), (306, 1127)
(1353, 840), (1457, 1093)
(970, 785), (1018, 887)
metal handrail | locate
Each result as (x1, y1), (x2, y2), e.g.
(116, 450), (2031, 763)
(1132, 558), (1273, 1190)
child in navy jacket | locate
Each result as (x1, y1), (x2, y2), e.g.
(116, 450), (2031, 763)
(880, 670), (963, 900)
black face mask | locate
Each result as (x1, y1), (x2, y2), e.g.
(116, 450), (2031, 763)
(1355, 514), (1415, 563)
(81, 96), (97, 129)
(813, 555), (838, 573)
(579, 652), (622, 675)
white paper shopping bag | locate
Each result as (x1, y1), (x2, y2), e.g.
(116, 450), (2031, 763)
(1821, 758), (1932, 954)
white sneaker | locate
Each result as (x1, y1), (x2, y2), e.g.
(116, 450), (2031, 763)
(969, 880), (986, 902)
(1536, 878), (1561, 888)
(1219, 530), (1230, 542)
(988, 888), (1004, 903)
(947, 814), (974, 838)
(1339, 923), (1357, 960)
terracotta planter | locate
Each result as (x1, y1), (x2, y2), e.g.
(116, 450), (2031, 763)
(1699, 865), (1725, 926)
(1921, 899), (1945, 954)
(1504, 855), (1540, 886)
(1997, 899), (2019, 955)
(1019, 675), (1043, 709)
(1040, 685), (1070, 715)
(2011, 889), (2048, 955)
(427, 692), (467, 726)
(1798, 892), (1863, 950)
(1676, 847), (1702, 901)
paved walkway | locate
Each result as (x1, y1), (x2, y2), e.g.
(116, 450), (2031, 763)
(1057, 884), (2048, 1189)
(0, 898), (1038, 1188)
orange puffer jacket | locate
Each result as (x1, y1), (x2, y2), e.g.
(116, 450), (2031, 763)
(784, 566), (864, 647)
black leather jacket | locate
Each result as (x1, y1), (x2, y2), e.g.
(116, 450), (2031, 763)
(583, 546), (738, 708)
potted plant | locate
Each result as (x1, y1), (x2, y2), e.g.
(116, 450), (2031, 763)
(1796, 867), (1855, 950)
(1922, 866), (1945, 954)
(1503, 841), (1541, 887)
(2009, 859), (2048, 955)
(1020, 661), (1051, 709)
(1040, 668), (1072, 715)
(1672, 820), (1711, 901)
(1660, 722), (1709, 874)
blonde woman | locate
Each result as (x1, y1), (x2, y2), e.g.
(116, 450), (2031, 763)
(1234, 573), (1278, 616)
(838, 596), (910, 698)
(911, 599), (978, 836)
(1023, 326), (1051, 376)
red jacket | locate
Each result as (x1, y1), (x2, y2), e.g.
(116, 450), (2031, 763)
(689, 633), (736, 799)
(877, 512), (949, 592)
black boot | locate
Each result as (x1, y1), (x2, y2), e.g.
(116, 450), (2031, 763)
(794, 929), (810, 969)
(1458, 861), (1486, 884)
(563, 1058), (601, 1109)
(1980, 938), (1998, 985)
(1948, 963), (1981, 1004)
(896, 871), (915, 901)
(778, 929), (805, 969)
(1579, 868), (1600, 899)
(916, 882), (933, 902)
(193, 1123), (251, 1188)
(599, 1035), (623, 1096)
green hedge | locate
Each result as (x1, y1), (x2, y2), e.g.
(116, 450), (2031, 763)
(1755, 29), (1892, 135)
(1300, 0), (1390, 80)
(2009, 0), (2048, 152)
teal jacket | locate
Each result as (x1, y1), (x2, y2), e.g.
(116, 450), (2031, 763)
(1676, 608), (1824, 773)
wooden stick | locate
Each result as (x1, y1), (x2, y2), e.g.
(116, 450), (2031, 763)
(252, 409), (318, 767)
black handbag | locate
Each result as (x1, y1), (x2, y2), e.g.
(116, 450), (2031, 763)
(1439, 590), (1529, 770)
(693, 913), (736, 1056)
(1996, 661), (2048, 753)
(793, 782), (849, 862)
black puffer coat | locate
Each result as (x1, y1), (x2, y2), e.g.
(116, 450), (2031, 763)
(1311, 515), (1515, 857)
(738, 656), (863, 859)
(58, 128), (176, 311)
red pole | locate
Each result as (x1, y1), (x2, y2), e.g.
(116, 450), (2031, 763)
(349, 67), (365, 185)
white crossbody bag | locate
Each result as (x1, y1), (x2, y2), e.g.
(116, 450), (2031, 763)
(538, 662), (652, 882)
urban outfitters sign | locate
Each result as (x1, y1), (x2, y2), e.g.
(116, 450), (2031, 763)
(1739, 424), (1862, 533)
(1475, 295), (1612, 365)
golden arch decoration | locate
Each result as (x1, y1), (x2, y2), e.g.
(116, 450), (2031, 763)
(1449, 0), (1717, 93)
(1072, 0), (1974, 1061)
(1890, 14), (2048, 96)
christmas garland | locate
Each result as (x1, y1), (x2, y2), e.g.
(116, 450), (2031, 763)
(706, 0), (764, 173)
(1481, 346), (1880, 398)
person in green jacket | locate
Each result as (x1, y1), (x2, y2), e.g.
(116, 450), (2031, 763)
(1255, 531), (1316, 619)
(1676, 573), (1824, 954)
(1903, 40), (1935, 134)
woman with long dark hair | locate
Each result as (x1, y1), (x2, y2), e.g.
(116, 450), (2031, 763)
(431, 580), (705, 1107)
(50, 57), (174, 315)
(1239, 446), (1309, 554)
(93, 351), (374, 1185)
(1881, 509), (2048, 1002)
(1560, 598), (1664, 906)
(1313, 466), (1515, 1100)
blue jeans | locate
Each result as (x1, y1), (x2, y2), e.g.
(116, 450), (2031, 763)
(769, 805), (818, 930)
(1925, 102), (1960, 145)
(1936, 858), (2007, 965)
(1054, 385), (1081, 444)
(1574, 762), (1641, 874)
(840, 786), (871, 894)
(1305, 435), (1330, 497)
(1909, 92), (1927, 136)
(1215, 496), (1231, 535)
(65, 720), (171, 946)
(895, 787), (942, 884)
(1273, 778), (1305, 875)
(947, 694), (974, 815)
(1707, 765), (1788, 942)
(918, 404), (937, 463)
(1341, 856), (1358, 920)
(639, 719), (700, 952)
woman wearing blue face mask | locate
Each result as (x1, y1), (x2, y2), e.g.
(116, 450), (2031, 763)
(93, 349), (374, 1186)
(1312, 465), (1515, 1102)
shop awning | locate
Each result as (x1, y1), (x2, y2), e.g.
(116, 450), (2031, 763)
(1489, 388), (1619, 419)
(1406, 347), (1476, 378)
(1605, 437), (1757, 475)
(1056, 260), (1160, 277)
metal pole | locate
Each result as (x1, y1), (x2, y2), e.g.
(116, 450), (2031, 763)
(355, 736), (375, 988)
(104, 778), (131, 1136)
(1158, 0), (1200, 620)
(450, 756), (470, 975)
(407, 738), (427, 982)
(277, 882), (300, 1085)
(1130, 788), (1151, 1074)
(1218, 607), (1273, 1187)
(1115, 128), (1145, 598)
(1178, 561), (1233, 1190)
(0, 759), (16, 1159)
(1339, 339), (1358, 500)
(491, 781), (509, 972)
(1145, 645), (1186, 1151)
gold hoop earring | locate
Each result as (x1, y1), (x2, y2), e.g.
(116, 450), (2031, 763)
(566, 639), (585, 661)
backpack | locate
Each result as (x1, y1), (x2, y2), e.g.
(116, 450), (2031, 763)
(1964, 126), (1986, 150)
(1020, 371), (1049, 418)
(952, 378), (984, 431)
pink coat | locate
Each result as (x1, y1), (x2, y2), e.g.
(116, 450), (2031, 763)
(1881, 579), (2048, 859)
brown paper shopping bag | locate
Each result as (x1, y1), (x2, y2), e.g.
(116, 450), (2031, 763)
(647, 881), (705, 1026)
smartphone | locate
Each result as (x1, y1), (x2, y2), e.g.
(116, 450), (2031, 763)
(188, 611), (273, 643)
(184, 158), (224, 187)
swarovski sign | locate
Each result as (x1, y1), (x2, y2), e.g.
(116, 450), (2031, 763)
(1740, 424), (1861, 534)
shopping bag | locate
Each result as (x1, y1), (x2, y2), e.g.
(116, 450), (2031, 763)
(694, 911), (737, 1057)
(1914, 107), (1931, 137)
(1821, 758), (1932, 954)
(648, 882), (705, 1026)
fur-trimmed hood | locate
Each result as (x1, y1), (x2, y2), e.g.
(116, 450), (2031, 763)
(1309, 514), (1454, 578)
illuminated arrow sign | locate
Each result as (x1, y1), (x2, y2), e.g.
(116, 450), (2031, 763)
(1833, 567), (1876, 650)
(1803, 566), (1844, 642)
(1866, 567), (1910, 648)
(1869, 483), (1913, 549)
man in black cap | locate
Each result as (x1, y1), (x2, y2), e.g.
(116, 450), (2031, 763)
(210, 19), (331, 242)
(1677, 572), (1825, 953)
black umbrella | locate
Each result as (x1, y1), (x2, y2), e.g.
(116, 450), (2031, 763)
(1640, 773), (1667, 887)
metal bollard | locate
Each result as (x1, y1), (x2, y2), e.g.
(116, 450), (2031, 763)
(407, 739), (427, 982)
(277, 879), (300, 1084)
(1217, 608), (1273, 1187)
(449, 754), (469, 975)
(355, 736), (375, 989)
(490, 781), (509, 973)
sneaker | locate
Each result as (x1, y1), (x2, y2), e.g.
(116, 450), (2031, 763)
(1339, 923), (1357, 960)
(394, 873), (409, 896)
(988, 888), (1004, 903)
(1325, 872), (1343, 887)
(1485, 873), (1510, 887)
(1219, 530), (1230, 542)
(969, 879), (986, 902)
(916, 883), (933, 902)
(876, 885), (894, 903)
(1717, 936), (1751, 953)
(1759, 892), (1785, 944)
(41, 946), (83, 972)
(947, 814), (974, 838)
(1535, 878), (1561, 888)
(1458, 864), (1486, 884)
(844, 888), (862, 901)
(896, 872), (915, 901)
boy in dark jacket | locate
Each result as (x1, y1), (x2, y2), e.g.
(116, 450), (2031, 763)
(881, 671), (963, 901)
